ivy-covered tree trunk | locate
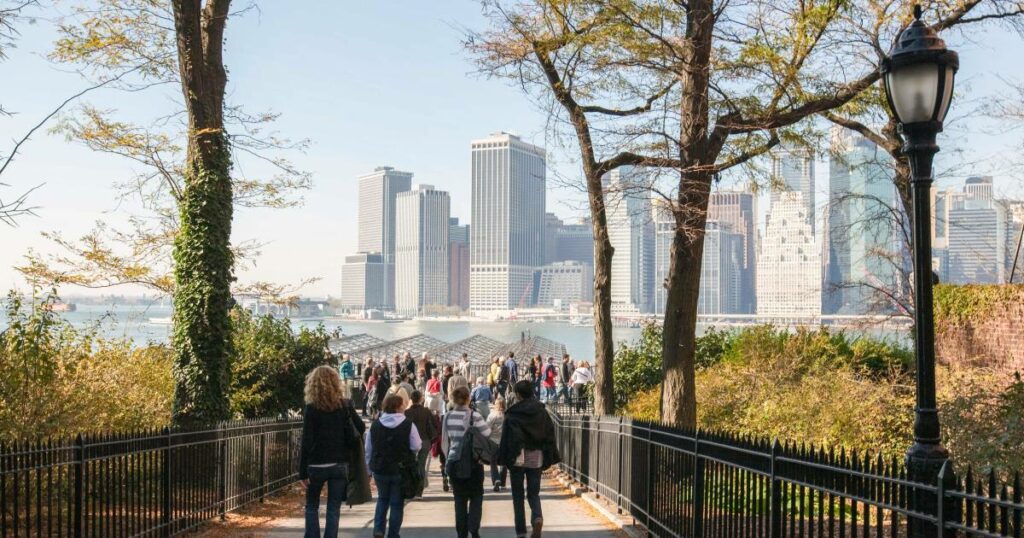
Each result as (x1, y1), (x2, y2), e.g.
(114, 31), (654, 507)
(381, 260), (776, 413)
(170, 0), (233, 426)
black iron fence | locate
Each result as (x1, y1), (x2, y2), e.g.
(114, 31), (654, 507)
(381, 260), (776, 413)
(551, 412), (1023, 538)
(0, 418), (302, 537)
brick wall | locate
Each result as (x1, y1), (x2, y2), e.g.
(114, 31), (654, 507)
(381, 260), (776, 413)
(935, 285), (1024, 372)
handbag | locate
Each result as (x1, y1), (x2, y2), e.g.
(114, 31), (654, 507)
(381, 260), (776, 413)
(346, 435), (372, 506)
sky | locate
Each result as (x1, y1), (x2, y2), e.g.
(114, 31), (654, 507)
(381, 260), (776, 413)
(1, 1), (1022, 298)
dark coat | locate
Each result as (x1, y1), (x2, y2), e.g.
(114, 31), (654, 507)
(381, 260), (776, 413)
(298, 403), (364, 479)
(404, 403), (439, 444)
(497, 398), (560, 470)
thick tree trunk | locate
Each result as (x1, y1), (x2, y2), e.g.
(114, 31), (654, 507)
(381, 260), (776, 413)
(589, 185), (615, 416)
(170, 0), (234, 426)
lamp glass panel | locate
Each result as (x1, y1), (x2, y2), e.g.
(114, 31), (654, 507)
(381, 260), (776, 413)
(889, 62), (940, 123)
(936, 66), (955, 123)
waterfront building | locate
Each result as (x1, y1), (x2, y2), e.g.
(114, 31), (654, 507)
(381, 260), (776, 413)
(340, 252), (388, 311)
(555, 218), (594, 266)
(652, 200), (674, 314)
(707, 190), (757, 313)
(699, 222), (745, 315)
(605, 166), (655, 313)
(757, 192), (821, 318)
(448, 217), (470, 310)
(947, 191), (1009, 284)
(395, 185), (450, 315)
(357, 166), (412, 309)
(770, 146), (816, 234)
(824, 131), (900, 315)
(470, 132), (546, 312)
(536, 261), (594, 310)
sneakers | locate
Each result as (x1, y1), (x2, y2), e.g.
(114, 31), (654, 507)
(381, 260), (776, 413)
(493, 483), (500, 492)
(531, 516), (543, 538)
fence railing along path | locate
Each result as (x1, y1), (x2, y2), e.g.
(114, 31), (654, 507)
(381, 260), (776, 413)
(0, 418), (302, 537)
(549, 411), (1023, 538)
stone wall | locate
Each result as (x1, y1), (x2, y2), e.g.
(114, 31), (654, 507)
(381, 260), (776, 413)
(935, 284), (1024, 372)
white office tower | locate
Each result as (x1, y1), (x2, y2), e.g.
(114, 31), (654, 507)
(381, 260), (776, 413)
(340, 253), (388, 311)
(395, 185), (450, 316)
(708, 191), (758, 313)
(652, 200), (674, 314)
(470, 132), (546, 312)
(358, 166), (413, 309)
(964, 176), (994, 202)
(699, 222), (745, 315)
(771, 146), (816, 234)
(825, 130), (900, 315)
(757, 192), (822, 318)
(605, 166), (655, 314)
(947, 186), (1009, 284)
(536, 262), (594, 310)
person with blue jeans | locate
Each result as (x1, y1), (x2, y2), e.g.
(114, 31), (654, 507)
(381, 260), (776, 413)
(299, 366), (364, 538)
(366, 393), (421, 538)
(499, 380), (561, 538)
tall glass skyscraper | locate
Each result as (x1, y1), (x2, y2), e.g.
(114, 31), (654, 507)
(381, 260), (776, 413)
(469, 132), (546, 312)
(771, 146), (816, 234)
(605, 166), (654, 314)
(357, 166), (412, 309)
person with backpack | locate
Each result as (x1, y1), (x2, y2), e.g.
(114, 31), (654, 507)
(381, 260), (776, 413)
(405, 390), (439, 498)
(499, 380), (561, 538)
(299, 366), (364, 538)
(499, 352), (518, 398)
(365, 394), (422, 538)
(541, 357), (558, 402)
(442, 386), (492, 538)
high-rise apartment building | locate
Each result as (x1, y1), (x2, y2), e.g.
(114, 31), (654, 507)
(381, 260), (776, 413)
(699, 222), (745, 315)
(605, 166), (654, 313)
(448, 217), (470, 310)
(757, 192), (821, 318)
(708, 191), (757, 313)
(340, 253), (387, 310)
(771, 146), (816, 233)
(357, 166), (412, 309)
(825, 131), (900, 315)
(470, 132), (546, 312)
(395, 185), (450, 315)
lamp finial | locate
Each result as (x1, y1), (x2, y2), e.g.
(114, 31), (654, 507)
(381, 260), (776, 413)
(913, 4), (923, 21)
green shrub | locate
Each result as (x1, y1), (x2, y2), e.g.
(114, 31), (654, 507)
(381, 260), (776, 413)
(612, 322), (664, 409)
(229, 309), (332, 418)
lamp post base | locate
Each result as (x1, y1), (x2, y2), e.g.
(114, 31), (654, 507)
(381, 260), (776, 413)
(906, 441), (955, 538)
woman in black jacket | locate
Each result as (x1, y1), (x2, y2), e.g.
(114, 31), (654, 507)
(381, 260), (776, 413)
(300, 365), (366, 538)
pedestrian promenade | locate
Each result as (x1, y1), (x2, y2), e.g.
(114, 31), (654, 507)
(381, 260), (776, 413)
(257, 467), (624, 537)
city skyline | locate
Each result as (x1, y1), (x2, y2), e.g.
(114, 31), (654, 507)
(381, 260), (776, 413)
(2, 2), (1023, 298)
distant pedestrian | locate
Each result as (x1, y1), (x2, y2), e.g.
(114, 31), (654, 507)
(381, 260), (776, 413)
(447, 371), (469, 410)
(500, 352), (518, 398)
(528, 356), (542, 397)
(487, 397), (508, 492)
(425, 370), (444, 414)
(570, 361), (594, 412)
(366, 394), (422, 538)
(556, 354), (574, 403)
(441, 365), (455, 402)
(403, 351), (416, 378)
(405, 391), (440, 498)
(487, 356), (501, 389)
(470, 376), (493, 419)
(361, 358), (376, 416)
(442, 386), (491, 538)
(339, 354), (355, 381)
(299, 366), (364, 538)
(457, 353), (471, 378)
(499, 380), (561, 538)
(541, 357), (558, 402)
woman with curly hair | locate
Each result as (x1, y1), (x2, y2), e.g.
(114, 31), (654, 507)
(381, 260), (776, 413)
(300, 365), (365, 538)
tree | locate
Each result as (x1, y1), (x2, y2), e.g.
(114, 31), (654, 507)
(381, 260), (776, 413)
(1, 0), (38, 224)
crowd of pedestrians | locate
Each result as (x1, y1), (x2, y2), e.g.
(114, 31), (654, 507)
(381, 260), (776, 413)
(301, 349), (593, 537)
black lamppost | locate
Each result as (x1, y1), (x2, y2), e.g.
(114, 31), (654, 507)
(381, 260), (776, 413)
(881, 4), (958, 534)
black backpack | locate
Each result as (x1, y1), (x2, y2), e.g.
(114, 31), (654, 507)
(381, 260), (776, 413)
(444, 411), (498, 480)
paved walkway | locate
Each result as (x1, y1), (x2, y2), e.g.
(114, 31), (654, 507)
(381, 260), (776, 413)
(259, 466), (623, 537)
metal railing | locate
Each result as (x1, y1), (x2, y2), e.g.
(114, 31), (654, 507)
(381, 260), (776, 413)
(0, 418), (302, 537)
(550, 412), (1023, 538)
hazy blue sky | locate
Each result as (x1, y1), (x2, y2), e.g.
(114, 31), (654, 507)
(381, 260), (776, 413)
(2, 1), (1021, 297)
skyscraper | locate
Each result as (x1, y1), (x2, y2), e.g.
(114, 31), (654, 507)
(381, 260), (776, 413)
(947, 189), (1009, 284)
(536, 261), (594, 309)
(771, 146), (816, 233)
(448, 217), (470, 310)
(964, 176), (994, 202)
(699, 222), (745, 315)
(708, 191), (758, 313)
(357, 166), (412, 309)
(652, 200), (674, 314)
(825, 131), (900, 315)
(757, 192), (821, 318)
(395, 185), (450, 315)
(543, 213), (563, 265)
(470, 132), (546, 312)
(605, 166), (654, 313)
(555, 218), (594, 266)
(340, 253), (387, 311)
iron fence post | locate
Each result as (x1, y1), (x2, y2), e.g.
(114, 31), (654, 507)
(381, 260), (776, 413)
(617, 417), (624, 513)
(219, 425), (227, 520)
(161, 427), (171, 538)
(645, 425), (653, 531)
(770, 439), (782, 538)
(693, 429), (705, 538)
(259, 429), (267, 503)
(73, 434), (84, 538)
